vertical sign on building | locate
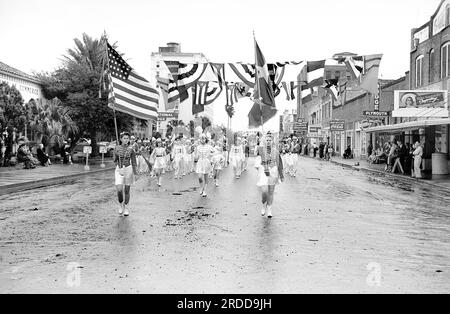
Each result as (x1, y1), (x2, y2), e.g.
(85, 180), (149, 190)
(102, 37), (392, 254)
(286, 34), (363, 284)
(280, 115), (283, 133)
(374, 82), (381, 112)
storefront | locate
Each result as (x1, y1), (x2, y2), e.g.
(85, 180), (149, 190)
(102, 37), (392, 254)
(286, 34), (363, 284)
(365, 118), (450, 174)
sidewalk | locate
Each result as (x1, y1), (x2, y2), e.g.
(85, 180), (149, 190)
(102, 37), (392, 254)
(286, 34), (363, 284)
(300, 154), (450, 190)
(0, 158), (116, 196)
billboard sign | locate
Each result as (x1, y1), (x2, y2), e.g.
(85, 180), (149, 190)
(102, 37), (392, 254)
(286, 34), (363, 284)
(329, 120), (345, 132)
(393, 90), (448, 118)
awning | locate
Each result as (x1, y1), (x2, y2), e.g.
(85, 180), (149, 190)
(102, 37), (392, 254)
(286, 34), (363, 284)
(365, 118), (450, 133)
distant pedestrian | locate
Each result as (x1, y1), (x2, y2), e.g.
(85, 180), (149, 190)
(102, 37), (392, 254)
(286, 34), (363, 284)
(114, 132), (138, 217)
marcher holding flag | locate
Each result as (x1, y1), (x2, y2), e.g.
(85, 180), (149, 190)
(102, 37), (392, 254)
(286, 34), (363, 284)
(114, 131), (138, 217)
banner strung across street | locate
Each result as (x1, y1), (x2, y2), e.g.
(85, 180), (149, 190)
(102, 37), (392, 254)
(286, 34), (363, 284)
(393, 90), (448, 118)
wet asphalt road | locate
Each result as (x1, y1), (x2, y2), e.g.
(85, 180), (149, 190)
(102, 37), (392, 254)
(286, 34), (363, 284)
(0, 157), (449, 293)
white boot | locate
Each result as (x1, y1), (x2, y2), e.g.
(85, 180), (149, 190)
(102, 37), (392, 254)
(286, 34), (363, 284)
(267, 205), (273, 218)
(261, 203), (267, 216)
(123, 204), (129, 217)
(118, 203), (124, 216)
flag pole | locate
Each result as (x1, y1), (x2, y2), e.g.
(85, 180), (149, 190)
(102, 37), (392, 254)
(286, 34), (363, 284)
(253, 31), (264, 134)
(103, 34), (120, 146)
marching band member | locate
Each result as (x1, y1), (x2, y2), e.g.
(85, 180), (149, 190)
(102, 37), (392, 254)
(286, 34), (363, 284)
(150, 138), (167, 187)
(172, 137), (185, 179)
(195, 134), (214, 197)
(114, 132), (138, 217)
(211, 141), (225, 187)
(254, 131), (284, 218)
(230, 137), (245, 179)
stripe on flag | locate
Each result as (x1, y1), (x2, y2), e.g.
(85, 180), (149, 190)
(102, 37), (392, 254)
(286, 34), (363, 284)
(165, 61), (207, 103)
(228, 63), (256, 88)
(307, 60), (325, 88)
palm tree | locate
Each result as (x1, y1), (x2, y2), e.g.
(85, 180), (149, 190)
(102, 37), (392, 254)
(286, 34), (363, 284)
(64, 33), (105, 72)
(30, 98), (78, 153)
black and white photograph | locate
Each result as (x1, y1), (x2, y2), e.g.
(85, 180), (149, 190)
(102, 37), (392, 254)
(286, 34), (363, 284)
(1, 0), (450, 298)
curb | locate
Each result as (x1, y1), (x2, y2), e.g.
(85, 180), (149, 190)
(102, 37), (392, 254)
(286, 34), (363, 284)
(297, 155), (449, 190)
(328, 159), (450, 190)
(0, 167), (115, 196)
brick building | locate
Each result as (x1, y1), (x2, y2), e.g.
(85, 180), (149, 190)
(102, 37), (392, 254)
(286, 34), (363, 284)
(366, 0), (450, 174)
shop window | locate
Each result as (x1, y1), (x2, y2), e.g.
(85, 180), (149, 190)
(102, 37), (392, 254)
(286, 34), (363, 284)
(415, 55), (424, 87)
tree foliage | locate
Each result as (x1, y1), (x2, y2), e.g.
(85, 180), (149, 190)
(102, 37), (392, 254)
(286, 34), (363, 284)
(0, 82), (26, 133)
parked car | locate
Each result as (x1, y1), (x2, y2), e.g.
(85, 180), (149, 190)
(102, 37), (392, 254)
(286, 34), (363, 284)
(72, 139), (91, 161)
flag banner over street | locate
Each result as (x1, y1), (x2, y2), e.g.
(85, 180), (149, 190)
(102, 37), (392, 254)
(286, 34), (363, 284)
(107, 42), (159, 120)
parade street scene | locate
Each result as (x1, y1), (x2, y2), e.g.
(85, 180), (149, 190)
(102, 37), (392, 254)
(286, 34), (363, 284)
(1, 0), (450, 295)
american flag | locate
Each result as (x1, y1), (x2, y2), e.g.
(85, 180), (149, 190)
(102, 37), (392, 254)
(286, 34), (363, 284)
(107, 43), (159, 120)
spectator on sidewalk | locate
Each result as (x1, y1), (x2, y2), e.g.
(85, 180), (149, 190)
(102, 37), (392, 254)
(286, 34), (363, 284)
(37, 144), (51, 166)
(397, 140), (408, 172)
(313, 143), (318, 158)
(319, 142), (324, 159)
(62, 141), (72, 165)
(17, 142), (38, 169)
(386, 141), (398, 172)
(412, 141), (423, 179)
(343, 145), (353, 159)
(367, 142), (373, 157)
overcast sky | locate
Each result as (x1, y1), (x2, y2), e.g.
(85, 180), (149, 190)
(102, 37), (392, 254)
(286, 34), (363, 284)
(0, 0), (442, 131)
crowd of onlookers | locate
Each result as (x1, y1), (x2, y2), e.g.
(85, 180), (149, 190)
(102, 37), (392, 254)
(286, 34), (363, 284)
(0, 134), (73, 169)
(367, 140), (424, 178)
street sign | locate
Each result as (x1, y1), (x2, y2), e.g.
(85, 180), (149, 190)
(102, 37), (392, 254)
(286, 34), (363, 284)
(83, 146), (92, 155)
(309, 126), (321, 133)
(293, 121), (308, 131)
(157, 112), (179, 121)
(99, 146), (107, 154)
(363, 111), (390, 117)
(330, 120), (345, 132)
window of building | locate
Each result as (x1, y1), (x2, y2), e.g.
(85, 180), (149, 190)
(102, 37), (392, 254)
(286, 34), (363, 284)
(441, 42), (450, 78)
(415, 55), (424, 87)
(429, 49), (435, 83)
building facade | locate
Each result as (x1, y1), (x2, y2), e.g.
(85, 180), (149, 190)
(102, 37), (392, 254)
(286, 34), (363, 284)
(366, 0), (450, 174)
(0, 61), (44, 103)
(150, 43), (214, 136)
